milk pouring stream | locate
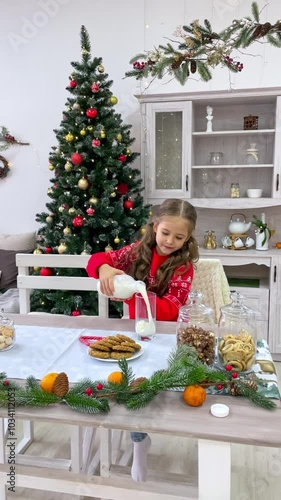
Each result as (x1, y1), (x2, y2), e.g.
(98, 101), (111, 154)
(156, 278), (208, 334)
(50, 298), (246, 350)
(97, 274), (156, 336)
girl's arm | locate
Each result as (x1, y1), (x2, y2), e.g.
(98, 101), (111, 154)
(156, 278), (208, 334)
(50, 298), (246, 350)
(86, 243), (137, 279)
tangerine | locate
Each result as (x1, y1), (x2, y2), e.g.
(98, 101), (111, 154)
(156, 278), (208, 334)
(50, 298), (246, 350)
(183, 384), (206, 407)
(40, 373), (59, 393)
(275, 242), (281, 249)
(107, 371), (123, 384)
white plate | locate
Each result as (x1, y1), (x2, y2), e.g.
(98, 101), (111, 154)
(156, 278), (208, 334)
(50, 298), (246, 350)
(88, 347), (145, 363)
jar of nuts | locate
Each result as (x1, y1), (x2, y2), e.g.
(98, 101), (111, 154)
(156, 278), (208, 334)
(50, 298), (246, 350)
(218, 292), (256, 372)
(0, 312), (15, 351)
(177, 291), (216, 365)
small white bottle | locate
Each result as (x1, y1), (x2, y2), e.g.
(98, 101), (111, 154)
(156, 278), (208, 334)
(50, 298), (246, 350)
(97, 274), (145, 299)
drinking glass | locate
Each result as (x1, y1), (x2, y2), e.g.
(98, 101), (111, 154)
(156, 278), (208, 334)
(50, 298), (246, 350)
(135, 292), (156, 341)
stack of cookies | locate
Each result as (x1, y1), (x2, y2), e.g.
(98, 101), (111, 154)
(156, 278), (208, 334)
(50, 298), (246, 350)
(88, 334), (141, 360)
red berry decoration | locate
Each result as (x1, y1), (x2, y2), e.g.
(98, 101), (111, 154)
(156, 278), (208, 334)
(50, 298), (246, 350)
(85, 387), (93, 396)
(231, 372), (238, 379)
(225, 364), (233, 372)
(86, 107), (98, 118)
(71, 310), (81, 316)
(69, 80), (77, 88)
(216, 384), (224, 391)
(3, 380), (10, 386)
(40, 267), (53, 277)
(91, 83), (100, 92)
(96, 383), (103, 390)
(117, 183), (128, 195)
(92, 139), (101, 147)
(118, 154), (127, 162)
(71, 153), (83, 165)
(124, 199), (134, 210)
(72, 216), (84, 227)
(86, 207), (95, 216)
(45, 247), (52, 254)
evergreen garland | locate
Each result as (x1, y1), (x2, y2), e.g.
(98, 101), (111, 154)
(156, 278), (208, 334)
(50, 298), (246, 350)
(0, 346), (277, 414)
(125, 2), (281, 86)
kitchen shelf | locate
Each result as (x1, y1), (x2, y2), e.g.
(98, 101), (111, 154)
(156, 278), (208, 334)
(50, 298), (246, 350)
(192, 129), (275, 137)
(192, 164), (273, 170)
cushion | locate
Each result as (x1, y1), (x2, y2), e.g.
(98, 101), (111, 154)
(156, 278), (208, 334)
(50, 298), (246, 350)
(0, 232), (36, 252)
(0, 288), (20, 313)
(0, 250), (18, 290)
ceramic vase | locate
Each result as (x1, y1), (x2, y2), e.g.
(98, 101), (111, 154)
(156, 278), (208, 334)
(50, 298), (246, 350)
(255, 230), (269, 251)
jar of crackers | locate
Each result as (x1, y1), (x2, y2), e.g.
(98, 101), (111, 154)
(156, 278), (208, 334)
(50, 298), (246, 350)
(177, 291), (215, 365)
(0, 311), (15, 351)
(218, 292), (256, 372)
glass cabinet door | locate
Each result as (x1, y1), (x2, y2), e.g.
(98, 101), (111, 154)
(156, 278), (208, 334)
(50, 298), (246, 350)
(144, 101), (192, 201)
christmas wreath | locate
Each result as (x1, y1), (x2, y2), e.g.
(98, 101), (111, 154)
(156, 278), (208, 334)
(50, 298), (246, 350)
(125, 2), (281, 86)
(0, 155), (10, 179)
(0, 346), (276, 413)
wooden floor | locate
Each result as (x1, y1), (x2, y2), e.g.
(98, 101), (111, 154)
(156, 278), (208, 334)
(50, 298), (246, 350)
(8, 362), (281, 500)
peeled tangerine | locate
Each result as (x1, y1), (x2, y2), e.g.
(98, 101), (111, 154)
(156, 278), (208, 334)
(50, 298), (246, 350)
(183, 385), (207, 407)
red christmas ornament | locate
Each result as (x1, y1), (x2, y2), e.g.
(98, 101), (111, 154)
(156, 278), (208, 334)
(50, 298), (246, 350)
(69, 80), (77, 88)
(45, 247), (53, 254)
(96, 383), (103, 390)
(71, 310), (82, 316)
(72, 216), (84, 227)
(92, 139), (101, 147)
(3, 380), (10, 386)
(71, 153), (83, 165)
(216, 384), (224, 391)
(225, 364), (233, 372)
(231, 372), (238, 379)
(91, 83), (100, 92)
(40, 267), (53, 277)
(117, 183), (128, 195)
(86, 107), (98, 119)
(118, 154), (127, 162)
(85, 387), (93, 396)
(124, 199), (134, 210)
(86, 207), (95, 216)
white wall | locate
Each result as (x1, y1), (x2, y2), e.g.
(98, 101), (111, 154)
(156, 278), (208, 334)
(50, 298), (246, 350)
(0, 0), (280, 233)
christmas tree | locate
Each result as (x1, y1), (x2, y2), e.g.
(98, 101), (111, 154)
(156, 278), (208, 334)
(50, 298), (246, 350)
(32, 26), (150, 316)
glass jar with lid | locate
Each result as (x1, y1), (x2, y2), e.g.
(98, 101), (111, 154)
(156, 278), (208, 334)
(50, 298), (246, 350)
(0, 311), (15, 351)
(218, 292), (256, 372)
(209, 152), (224, 165)
(177, 291), (216, 365)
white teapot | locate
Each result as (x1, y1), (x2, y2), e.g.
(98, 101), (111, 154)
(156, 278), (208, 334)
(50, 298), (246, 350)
(228, 213), (252, 235)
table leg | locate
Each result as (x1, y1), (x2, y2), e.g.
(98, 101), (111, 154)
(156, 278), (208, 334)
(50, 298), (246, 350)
(198, 439), (231, 500)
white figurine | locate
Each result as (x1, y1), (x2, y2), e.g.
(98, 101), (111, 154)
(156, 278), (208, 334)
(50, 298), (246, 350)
(206, 106), (213, 132)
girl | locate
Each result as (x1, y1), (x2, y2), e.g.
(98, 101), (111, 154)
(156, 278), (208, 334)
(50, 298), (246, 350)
(86, 198), (199, 482)
(86, 198), (199, 321)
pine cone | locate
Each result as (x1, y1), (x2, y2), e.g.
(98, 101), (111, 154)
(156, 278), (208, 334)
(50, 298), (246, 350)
(190, 60), (197, 74)
(53, 372), (69, 397)
(260, 22), (272, 37)
(242, 380), (258, 392)
(130, 377), (148, 393)
(229, 382), (241, 397)
(252, 24), (263, 38)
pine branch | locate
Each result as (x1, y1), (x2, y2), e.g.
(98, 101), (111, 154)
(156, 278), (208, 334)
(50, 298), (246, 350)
(118, 358), (135, 385)
(125, 390), (157, 410)
(235, 381), (276, 410)
(64, 394), (110, 413)
(26, 376), (40, 390)
(251, 2), (260, 22)
(15, 388), (59, 406)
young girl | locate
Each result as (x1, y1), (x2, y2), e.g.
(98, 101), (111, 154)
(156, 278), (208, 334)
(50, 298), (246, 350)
(86, 198), (199, 321)
(86, 198), (198, 482)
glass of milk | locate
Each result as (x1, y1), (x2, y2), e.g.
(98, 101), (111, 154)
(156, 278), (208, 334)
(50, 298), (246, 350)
(135, 291), (156, 341)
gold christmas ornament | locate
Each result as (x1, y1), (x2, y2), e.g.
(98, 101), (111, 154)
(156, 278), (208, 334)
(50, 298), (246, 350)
(114, 236), (120, 244)
(33, 247), (43, 254)
(100, 130), (106, 139)
(68, 207), (76, 215)
(65, 133), (74, 142)
(46, 216), (53, 224)
(89, 197), (98, 205)
(72, 103), (80, 111)
(49, 164), (55, 171)
(87, 126), (93, 131)
(98, 65), (105, 73)
(33, 266), (41, 272)
(116, 133), (122, 142)
(140, 227), (146, 234)
(126, 148), (132, 155)
(81, 48), (89, 56)
(58, 242), (68, 254)
(64, 161), (72, 171)
(78, 177), (89, 190)
(80, 129), (86, 136)
(81, 249), (90, 255)
(63, 227), (72, 236)
(58, 205), (65, 212)
(110, 192), (117, 198)
(47, 188), (53, 195)
(110, 96), (118, 105)
(105, 245), (113, 252)
(149, 211), (153, 216)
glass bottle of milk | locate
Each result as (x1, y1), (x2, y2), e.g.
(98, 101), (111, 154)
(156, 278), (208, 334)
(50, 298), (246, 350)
(97, 274), (145, 299)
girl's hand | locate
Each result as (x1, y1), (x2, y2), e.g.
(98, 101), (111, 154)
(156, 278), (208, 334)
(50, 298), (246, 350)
(98, 264), (125, 296)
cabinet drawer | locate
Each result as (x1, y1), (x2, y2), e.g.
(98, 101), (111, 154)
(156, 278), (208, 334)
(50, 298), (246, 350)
(229, 286), (269, 321)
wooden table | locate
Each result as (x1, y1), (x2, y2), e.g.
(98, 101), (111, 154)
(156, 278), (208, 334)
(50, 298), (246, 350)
(0, 315), (280, 500)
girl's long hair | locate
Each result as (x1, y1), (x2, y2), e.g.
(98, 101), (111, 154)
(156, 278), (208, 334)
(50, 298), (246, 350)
(129, 199), (199, 297)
